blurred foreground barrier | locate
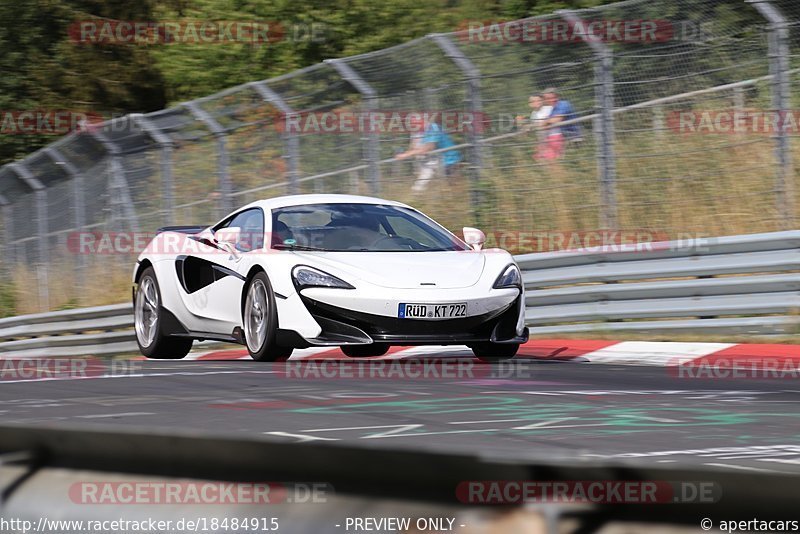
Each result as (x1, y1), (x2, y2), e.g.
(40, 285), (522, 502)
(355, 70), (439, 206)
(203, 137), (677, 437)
(0, 424), (799, 526)
(2, 230), (800, 357)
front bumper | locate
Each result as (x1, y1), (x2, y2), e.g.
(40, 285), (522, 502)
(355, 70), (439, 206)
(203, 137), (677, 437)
(281, 294), (528, 347)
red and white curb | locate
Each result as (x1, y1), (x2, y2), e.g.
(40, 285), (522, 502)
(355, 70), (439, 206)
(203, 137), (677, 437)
(191, 339), (800, 369)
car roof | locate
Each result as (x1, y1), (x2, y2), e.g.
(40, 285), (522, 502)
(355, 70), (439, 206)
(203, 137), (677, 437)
(238, 194), (411, 212)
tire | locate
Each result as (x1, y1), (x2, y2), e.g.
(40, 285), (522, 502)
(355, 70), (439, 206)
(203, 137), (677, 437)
(243, 271), (294, 362)
(134, 267), (193, 359)
(341, 343), (390, 358)
(470, 342), (519, 362)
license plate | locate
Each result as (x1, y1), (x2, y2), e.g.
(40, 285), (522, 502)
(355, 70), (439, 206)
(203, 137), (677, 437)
(398, 303), (467, 319)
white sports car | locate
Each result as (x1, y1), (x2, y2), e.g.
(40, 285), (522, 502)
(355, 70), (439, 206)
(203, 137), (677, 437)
(132, 194), (528, 361)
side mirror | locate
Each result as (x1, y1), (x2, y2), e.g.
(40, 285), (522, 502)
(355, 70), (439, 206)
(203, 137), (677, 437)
(463, 227), (486, 251)
(215, 226), (241, 255)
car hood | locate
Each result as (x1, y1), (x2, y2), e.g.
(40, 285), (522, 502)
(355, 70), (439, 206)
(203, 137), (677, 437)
(292, 251), (486, 289)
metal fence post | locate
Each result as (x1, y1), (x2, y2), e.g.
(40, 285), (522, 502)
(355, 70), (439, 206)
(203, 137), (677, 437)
(45, 147), (86, 295)
(183, 102), (233, 217)
(0, 194), (12, 274)
(8, 163), (48, 310)
(430, 34), (485, 218)
(559, 10), (618, 230)
(8, 163), (46, 265)
(326, 59), (381, 196)
(132, 114), (175, 226)
(45, 148), (84, 233)
(249, 81), (300, 195)
(89, 128), (140, 232)
(652, 105), (665, 139)
(733, 86), (746, 113)
(748, 0), (795, 229)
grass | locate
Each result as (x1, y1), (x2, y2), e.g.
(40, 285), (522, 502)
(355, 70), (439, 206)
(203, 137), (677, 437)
(10, 257), (132, 316)
(0, 280), (15, 318)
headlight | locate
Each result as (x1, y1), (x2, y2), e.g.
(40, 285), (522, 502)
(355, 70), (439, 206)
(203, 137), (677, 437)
(493, 264), (522, 289)
(292, 265), (355, 290)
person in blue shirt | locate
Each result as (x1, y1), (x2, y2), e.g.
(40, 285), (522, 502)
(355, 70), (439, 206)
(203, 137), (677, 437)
(396, 116), (462, 192)
(542, 88), (582, 159)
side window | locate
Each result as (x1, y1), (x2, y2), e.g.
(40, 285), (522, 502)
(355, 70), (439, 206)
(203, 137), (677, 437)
(217, 208), (264, 252)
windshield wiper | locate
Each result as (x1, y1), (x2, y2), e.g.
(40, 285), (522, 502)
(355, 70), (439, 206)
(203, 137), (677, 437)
(272, 243), (327, 252)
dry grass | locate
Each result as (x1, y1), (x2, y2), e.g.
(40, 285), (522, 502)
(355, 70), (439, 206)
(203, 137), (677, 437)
(10, 257), (133, 315)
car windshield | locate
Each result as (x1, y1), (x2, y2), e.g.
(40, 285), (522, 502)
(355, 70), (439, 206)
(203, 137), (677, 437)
(271, 203), (470, 252)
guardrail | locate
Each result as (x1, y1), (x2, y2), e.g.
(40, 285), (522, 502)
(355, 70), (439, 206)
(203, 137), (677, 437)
(2, 230), (799, 357)
(0, 303), (135, 357)
(520, 230), (800, 336)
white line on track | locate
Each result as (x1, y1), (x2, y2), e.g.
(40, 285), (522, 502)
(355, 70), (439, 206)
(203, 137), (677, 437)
(77, 412), (155, 419)
(264, 432), (338, 442)
(448, 418), (528, 425)
(0, 370), (278, 384)
(702, 463), (778, 472)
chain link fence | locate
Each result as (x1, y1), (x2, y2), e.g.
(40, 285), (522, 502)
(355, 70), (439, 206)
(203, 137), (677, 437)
(1, 0), (799, 313)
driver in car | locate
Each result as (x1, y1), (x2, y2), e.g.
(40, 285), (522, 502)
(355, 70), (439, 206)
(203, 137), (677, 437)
(236, 213), (264, 252)
(324, 212), (382, 250)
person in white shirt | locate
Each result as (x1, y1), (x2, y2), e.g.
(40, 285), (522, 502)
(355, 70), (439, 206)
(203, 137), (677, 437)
(531, 95), (554, 133)
(516, 94), (554, 160)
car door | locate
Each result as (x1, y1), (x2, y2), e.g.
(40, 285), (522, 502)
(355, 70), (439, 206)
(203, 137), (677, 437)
(175, 208), (265, 332)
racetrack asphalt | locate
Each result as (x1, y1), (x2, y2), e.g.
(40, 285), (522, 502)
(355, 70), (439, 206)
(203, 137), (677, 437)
(2, 347), (799, 474)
